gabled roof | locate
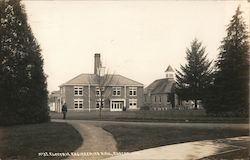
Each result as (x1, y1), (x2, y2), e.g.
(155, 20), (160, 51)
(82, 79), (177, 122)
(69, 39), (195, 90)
(49, 90), (60, 99)
(60, 74), (143, 87)
(51, 90), (60, 95)
(165, 65), (174, 72)
(144, 78), (175, 94)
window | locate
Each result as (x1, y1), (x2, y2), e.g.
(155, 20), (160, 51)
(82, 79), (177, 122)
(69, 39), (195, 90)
(111, 101), (123, 110)
(159, 96), (161, 103)
(166, 73), (174, 78)
(96, 99), (104, 108)
(74, 86), (83, 96)
(155, 96), (157, 102)
(167, 94), (171, 102)
(113, 87), (121, 96)
(96, 87), (104, 96)
(129, 99), (137, 109)
(74, 99), (83, 109)
(129, 87), (137, 96)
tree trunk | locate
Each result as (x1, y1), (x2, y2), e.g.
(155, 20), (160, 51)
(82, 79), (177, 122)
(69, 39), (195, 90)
(194, 99), (198, 109)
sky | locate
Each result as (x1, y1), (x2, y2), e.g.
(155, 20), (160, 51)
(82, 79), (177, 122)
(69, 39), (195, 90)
(22, 0), (249, 93)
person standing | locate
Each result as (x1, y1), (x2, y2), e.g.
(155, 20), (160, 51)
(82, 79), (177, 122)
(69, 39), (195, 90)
(62, 103), (67, 119)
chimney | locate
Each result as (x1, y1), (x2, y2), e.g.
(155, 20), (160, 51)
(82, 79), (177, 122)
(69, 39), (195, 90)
(94, 53), (101, 74)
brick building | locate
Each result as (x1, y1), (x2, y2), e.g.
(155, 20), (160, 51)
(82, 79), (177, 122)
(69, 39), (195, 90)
(57, 54), (143, 112)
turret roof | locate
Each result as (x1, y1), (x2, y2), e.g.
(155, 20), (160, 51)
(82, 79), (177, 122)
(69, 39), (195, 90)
(165, 65), (174, 72)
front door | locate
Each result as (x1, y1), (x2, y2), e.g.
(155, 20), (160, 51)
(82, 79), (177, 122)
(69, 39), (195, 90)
(111, 101), (124, 111)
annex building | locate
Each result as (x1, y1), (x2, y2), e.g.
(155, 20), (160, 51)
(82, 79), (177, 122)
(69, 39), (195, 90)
(144, 65), (179, 110)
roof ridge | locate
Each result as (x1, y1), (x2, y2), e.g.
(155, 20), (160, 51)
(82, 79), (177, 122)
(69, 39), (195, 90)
(60, 73), (143, 87)
(165, 65), (174, 72)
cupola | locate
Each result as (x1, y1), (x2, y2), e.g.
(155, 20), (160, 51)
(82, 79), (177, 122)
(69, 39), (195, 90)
(165, 65), (175, 79)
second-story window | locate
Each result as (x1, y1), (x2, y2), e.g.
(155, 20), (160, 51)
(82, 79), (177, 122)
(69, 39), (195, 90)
(129, 87), (137, 96)
(113, 87), (121, 96)
(74, 86), (83, 96)
(96, 87), (104, 96)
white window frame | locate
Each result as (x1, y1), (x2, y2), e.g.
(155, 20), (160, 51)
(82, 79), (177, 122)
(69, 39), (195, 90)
(96, 99), (104, 109)
(129, 99), (137, 109)
(74, 99), (83, 109)
(112, 87), (121, 96)
(96, 87), (104, 96)
(129, 87), (137, 96)
(74, 86), (83, 96)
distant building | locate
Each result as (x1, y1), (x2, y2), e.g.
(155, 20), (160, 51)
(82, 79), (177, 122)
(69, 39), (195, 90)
(144, 65), (178, 110)
(57, 53), (144, 112)
(48, 91), (61, 112)
(144, 65), (203, 110)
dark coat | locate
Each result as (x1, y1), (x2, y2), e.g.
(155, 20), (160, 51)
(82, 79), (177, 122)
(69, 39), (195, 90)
(62, 104), (67, 112)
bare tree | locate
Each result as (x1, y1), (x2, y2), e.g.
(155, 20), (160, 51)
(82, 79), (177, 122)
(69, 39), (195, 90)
(86, 67), (118, 119)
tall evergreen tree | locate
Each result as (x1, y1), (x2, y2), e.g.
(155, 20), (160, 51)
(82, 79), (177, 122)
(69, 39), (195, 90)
(212, 6), (249, 116)
(0, 0), (49, 125)
(176, 39), (213, 109)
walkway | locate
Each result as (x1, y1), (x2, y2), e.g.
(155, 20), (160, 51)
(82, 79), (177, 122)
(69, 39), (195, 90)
(106, 136), (249, 160)
(54, 119), (249, 160)
(54, 119), (117, 160)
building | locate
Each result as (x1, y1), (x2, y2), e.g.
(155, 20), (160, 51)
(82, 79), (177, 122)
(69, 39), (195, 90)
(48, 91), (61, 112)
(144, 65), (203, 110)
(57, 53), (144, 112)
(144, 65), (178, 110)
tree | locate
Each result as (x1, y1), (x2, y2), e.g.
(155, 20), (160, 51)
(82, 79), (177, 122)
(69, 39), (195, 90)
(211, 6), (249, 116)
(88, 68), (115, 119)
(0, 0), (49, 125)
(176, 39), (213, 109)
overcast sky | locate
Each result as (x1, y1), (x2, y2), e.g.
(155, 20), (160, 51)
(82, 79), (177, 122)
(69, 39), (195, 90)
(22, 0), (249, 92)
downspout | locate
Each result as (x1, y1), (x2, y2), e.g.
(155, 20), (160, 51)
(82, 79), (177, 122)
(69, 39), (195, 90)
(88, 84), (91, 112)
(124, 85), (127, 109)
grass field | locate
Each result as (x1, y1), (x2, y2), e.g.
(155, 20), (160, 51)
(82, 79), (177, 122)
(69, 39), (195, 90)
(102, 124), (249, 152)
(0, 122), (82, 160)
(50, 111), (249, 123)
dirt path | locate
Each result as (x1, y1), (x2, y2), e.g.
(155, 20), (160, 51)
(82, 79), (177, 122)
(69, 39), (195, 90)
(54, 120), (117, 160)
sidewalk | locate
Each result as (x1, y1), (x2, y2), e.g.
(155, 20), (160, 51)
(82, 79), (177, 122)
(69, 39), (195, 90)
(54, 119), (248, 160)
(106, 136), (249, 160)
(53, 120), (117, 160)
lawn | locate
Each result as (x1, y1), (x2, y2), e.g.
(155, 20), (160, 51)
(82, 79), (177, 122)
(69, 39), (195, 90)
(102, 124), (249, 152)
(0, 122), (83, 160)
(50, 111), (249, 123)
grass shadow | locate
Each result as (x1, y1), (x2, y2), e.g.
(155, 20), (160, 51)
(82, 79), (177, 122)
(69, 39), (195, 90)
(0, 122), (83, 160)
